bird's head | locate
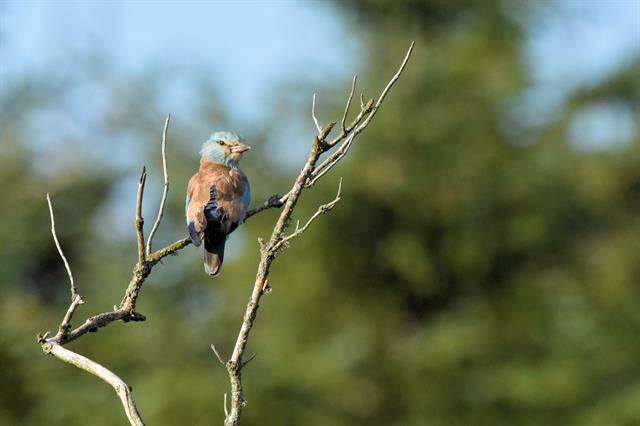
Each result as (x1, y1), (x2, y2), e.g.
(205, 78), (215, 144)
(200, 131), (251, 167)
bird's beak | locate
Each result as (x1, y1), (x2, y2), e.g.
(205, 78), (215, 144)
(231, 143), (252, 154)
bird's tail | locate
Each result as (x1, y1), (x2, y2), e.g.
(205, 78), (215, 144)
(203, 233), (226, 276)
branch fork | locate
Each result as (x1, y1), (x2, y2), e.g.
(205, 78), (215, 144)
(38, 116), (191, 426)
(217, 42), (414, 426)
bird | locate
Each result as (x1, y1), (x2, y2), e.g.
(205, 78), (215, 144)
(186, 131), (251, 276)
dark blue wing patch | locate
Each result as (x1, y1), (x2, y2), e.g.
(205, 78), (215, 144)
(204, 185), (221, 222)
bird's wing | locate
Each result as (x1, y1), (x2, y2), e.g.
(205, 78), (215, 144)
(188, 162), (248, 245)
(220, 168), (250, 227)
(229, 168), (250, 221)
(186, 171), (221, 246)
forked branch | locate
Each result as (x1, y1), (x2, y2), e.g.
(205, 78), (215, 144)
(245, 41), (416, 220)
(218, 42), (414, 426)
(270, 178), (343, 254)
(38, 117), (192, 426)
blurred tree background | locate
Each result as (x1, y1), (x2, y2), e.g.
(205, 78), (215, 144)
(1, 1), (638, 425)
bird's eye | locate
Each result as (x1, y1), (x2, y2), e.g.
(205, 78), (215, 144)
(217, 140), (225, 146)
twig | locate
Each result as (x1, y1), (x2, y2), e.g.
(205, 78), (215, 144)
(241, 353), (257, 369)
(146, 114), (171, 256)
(306, 133), (355, 188)
(46, 194), (85, 339)
(42, 343), (144, 426)
(311, 93), (322, 135)
(340, 75), (357, 132)
(271, 178), (342, 253)
(211, 344), (227, 366)
(354, 41), (415, 131)
(310, 41), (415, 184)
(135, 167), (147, 265)
(56, 295), (85, 339)
(46, 194), (80, 300)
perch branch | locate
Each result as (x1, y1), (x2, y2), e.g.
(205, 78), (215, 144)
(244, 194), (287, 220)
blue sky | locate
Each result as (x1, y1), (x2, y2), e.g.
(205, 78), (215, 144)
(2, 1), (638, 123)
(527, 0), (638, 87)
(1, 1), (359, 124)
(0, 0), (638, 159)
(520, 0), (639, 140)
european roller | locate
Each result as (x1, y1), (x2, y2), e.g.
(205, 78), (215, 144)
(186, 131), (251, 276)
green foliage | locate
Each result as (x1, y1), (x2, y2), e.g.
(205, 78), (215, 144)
(1, 1), (638, 425)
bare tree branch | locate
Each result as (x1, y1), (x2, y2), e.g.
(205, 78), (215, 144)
(340, 75), (357, 132)
(46, 194), (81, 301)
(356, 40), (415, 131)
(211, 344), (227, 366)
(271, 178), (342, 253)
(56, 295), (85, 339)
(309, 40), (416, 181)
(40, 193), (149, 424)
(222, 136), (324, 426)
(45, 193), (86, 341)
(242, 42), (415, 221)
(38, 118), (194, 425)
(146, 114), (171, 256)
(41, 343), (144, 426)
(240, 353), (257, 369)
(244, 194), (287, 220)
(219, 42), (415, 426)
(306, 133), (355, 188)
(135, 167), (147, 265)
(311, 92), (322, 135)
